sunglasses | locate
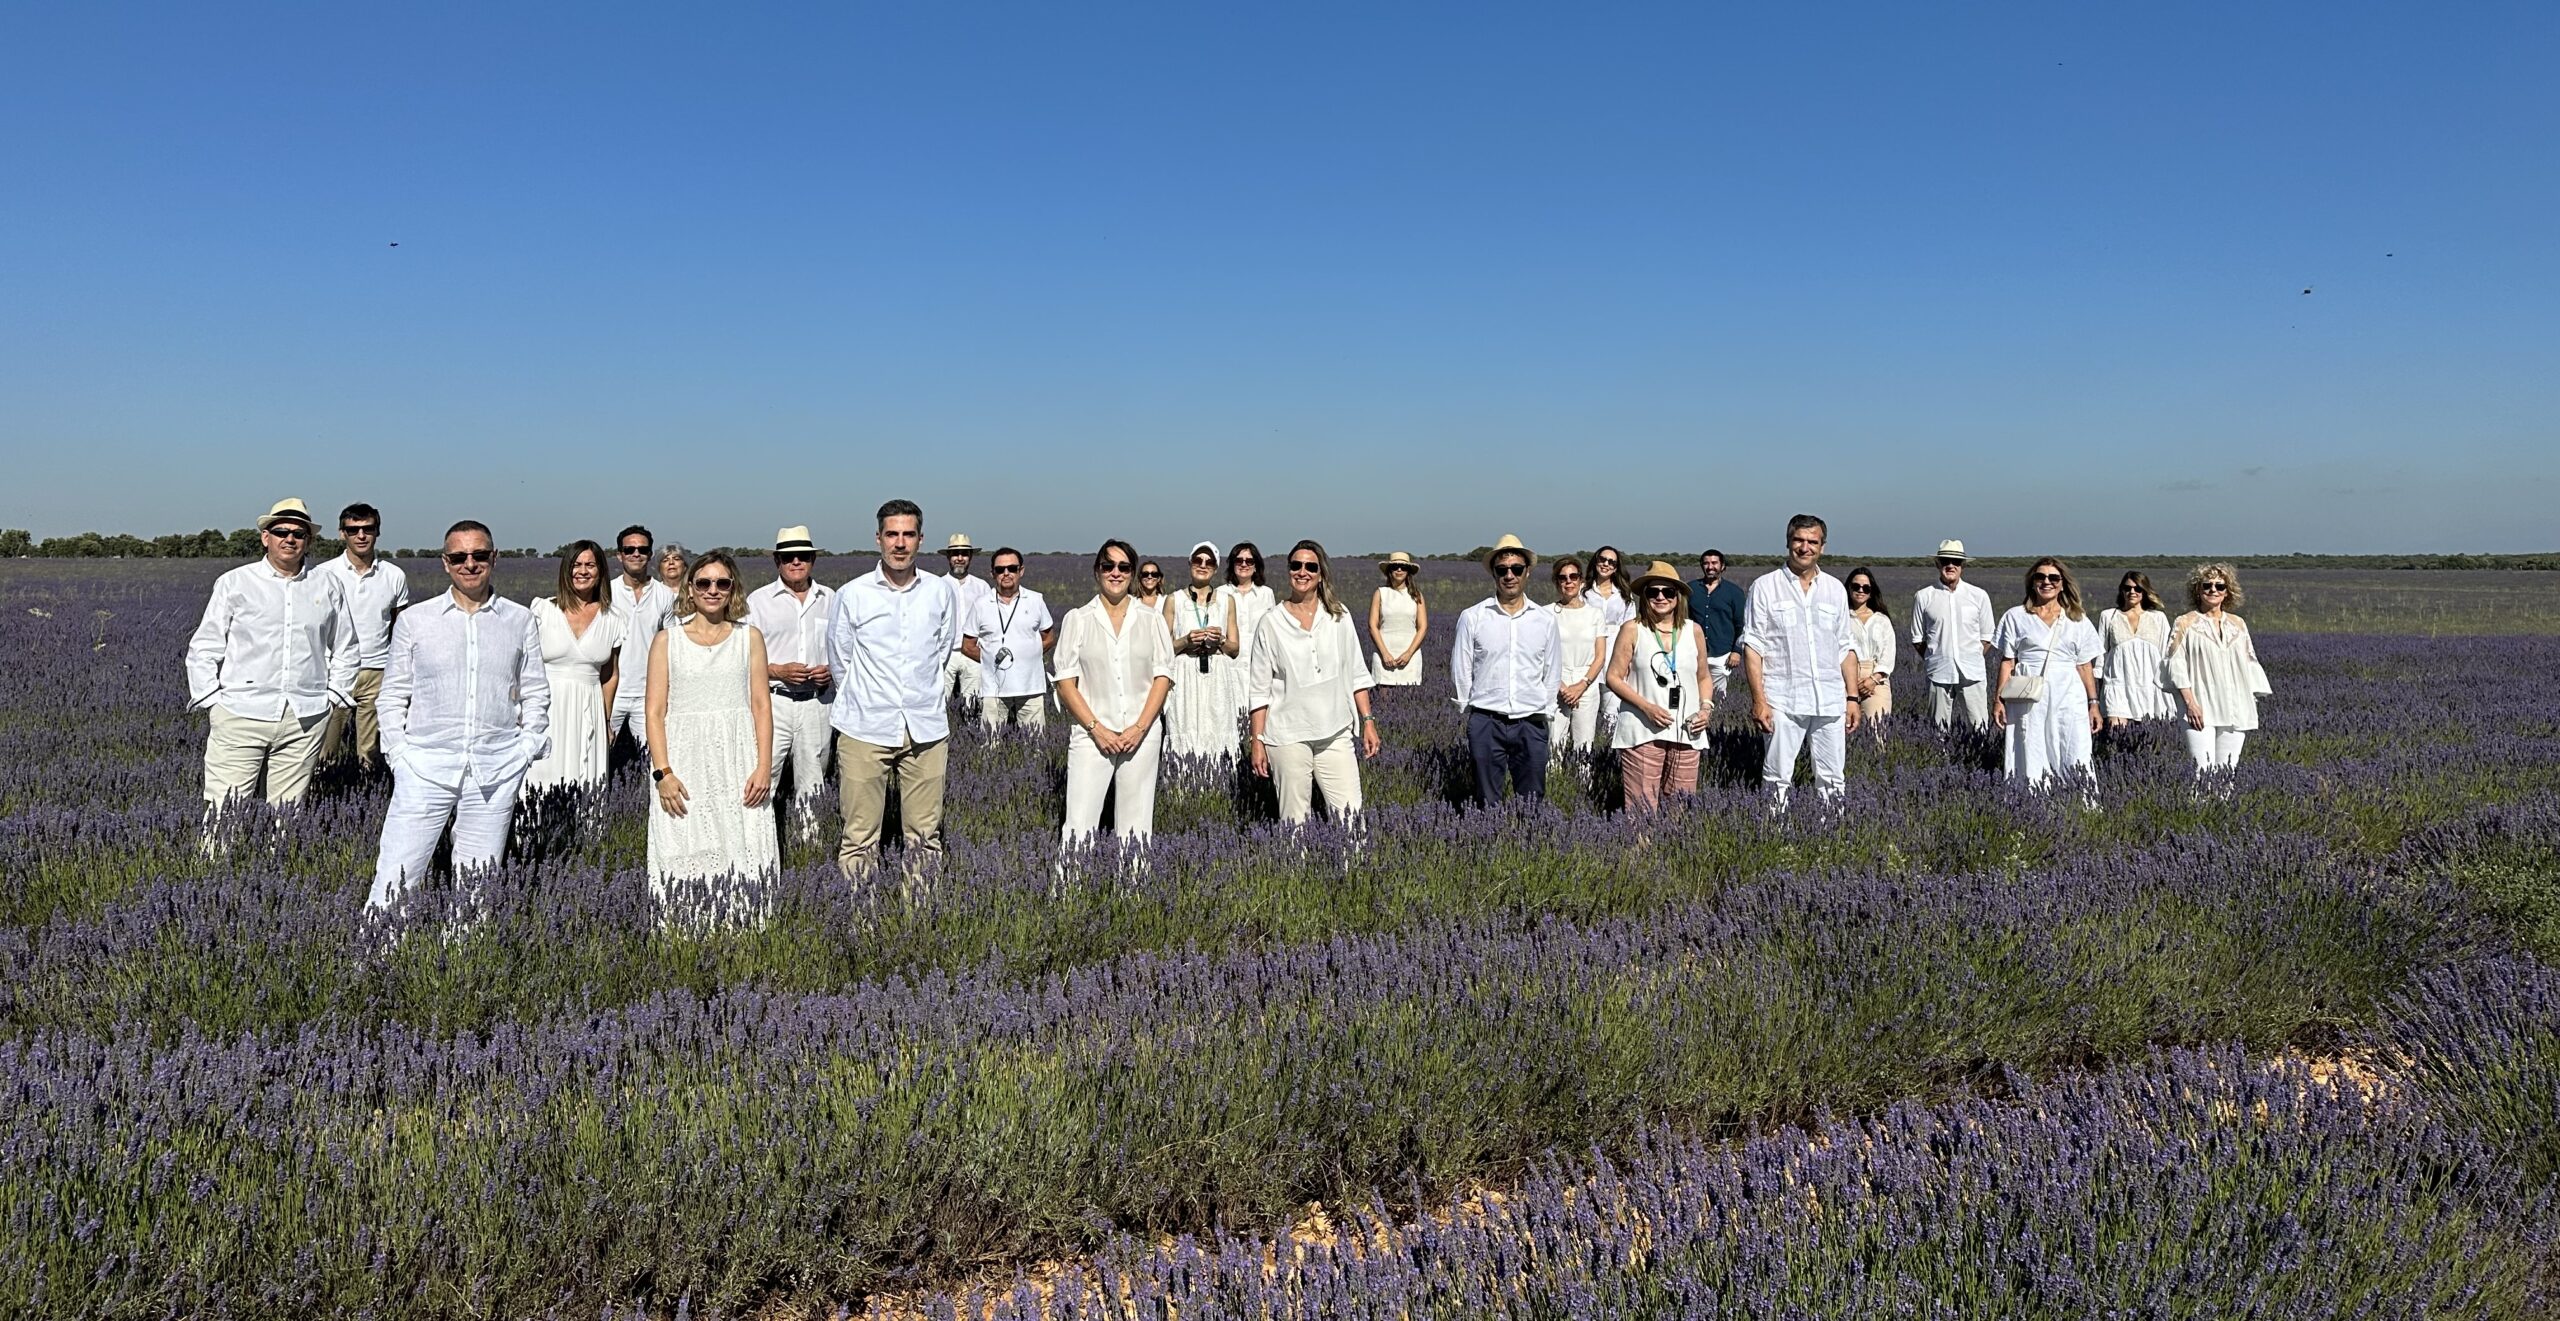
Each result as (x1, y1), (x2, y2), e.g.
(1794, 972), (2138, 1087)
(1640, 585), (1680, 600)
(2031, 573), (2063, 584)
(1557, 571), (1582, 582)
(1848, 583), (1873, 593)
(1493, 564), (1528, 579)
(618, 545), (651, 555)
(340, 524), (379, 536)
(443, 549), (493, 565)
(1096, 561), (1133, 574)
(1937, 559), (1964, 568)
(2201, 582), (2229, 593)
(1233, 556), (1261, 566)
(1287, 559), (1322, 573)
(1593, 558), (1617, 568)
(777, 552), (815, 564)
(1138, 570), (1163, 580)
(1190, 556), (1216, 567)
(995, 563), (1025, 574)
(692, 577), (733, 591)
(267, 526), (310, 541)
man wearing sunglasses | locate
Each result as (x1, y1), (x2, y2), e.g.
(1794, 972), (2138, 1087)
(185, 497), (360, 821)
(607, 524), (676, 761)
(746, 525), (836, 842)
(1908, 538), (1996, 729)
(1450, 535), (1563, 806)
(368, 520), (551, 911)
(962, 547), (1057, 730)
(314, 502), (410, 775)
(1741, 514), (1862, 807)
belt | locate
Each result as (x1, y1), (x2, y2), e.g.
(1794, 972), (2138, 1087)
(771, 686), (824, 701)
(1470, 707), (1543, 723)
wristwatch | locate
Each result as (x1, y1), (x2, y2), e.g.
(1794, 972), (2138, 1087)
(651, 766), (670, 782)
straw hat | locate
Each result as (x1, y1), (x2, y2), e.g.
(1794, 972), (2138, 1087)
(256, 497), (315, 531)
(1630, 560), (1687, 595)
(1935, 539), (1969, 561)
(1481, 534), (1533, 571)
(940, 533), (977, 555)
(773, 526), (816, 554)
(1378, 551), (1421, 575)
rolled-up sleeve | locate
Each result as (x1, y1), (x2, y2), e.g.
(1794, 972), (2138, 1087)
(1245, 615), (1280, 714)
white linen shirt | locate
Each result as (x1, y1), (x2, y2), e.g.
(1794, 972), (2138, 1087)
(1908, 580), (1996, 685)
(746, 579), (837, 700)
(1849, 612), (1897, 674)
(316, 552), (411, 670)
(1051, 595), (1176, 729)
(378, 591), (550, 790)
(611, 578), (676, 716)
(1741, 568), (1856, 717)
(1449, 597), (1564, 719)
(1247, 603), (1375, 745)
(185, 559), (361, 720)
(828, 567), (962, 745)
(970, 587), (1056, 700)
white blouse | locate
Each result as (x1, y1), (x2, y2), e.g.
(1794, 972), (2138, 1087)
(1848, 611), (1896, 674)
(1549, 600), (1609, 680)
(1052, 596), (1177, 730)
(2164, 612), (2265, 731)
(1993, 607), (2102, 693)
(1247, 600), (1375, 745)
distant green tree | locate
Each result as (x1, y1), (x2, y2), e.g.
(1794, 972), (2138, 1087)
(0, 529), (29, 557)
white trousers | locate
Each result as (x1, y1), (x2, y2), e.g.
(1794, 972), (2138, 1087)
(982, 693), (1049, 729)
(1762, 711), (1846, 806)
(1062, 723), (1163, 842)
(2184, 725), (2248, 772)
(1708, 655), (1734, 704)
(945, 650), (981, 705)
(767, 693), (836, 828)
(1929, 681), (1990, 729)
(369, 761), (524, 911)
(203, 707), (330, 809)
(1548, 689), (1604, 754)
(611, 705), (648, 751)
(1270, 732), (1362, 823)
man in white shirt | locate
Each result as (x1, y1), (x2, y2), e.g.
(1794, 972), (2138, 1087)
(1907, 538), (1997, 729)
(935, 533), (993, 712)
(964, 546), (1056, 729)
(828, 500), (963, 880)
(184, 497), (360, 814)
(607, 524), (675, 761)
(316, 501), (410, 774)
(1450, 536), (1563, 806)
(1742, 514), (1862, 807)
(368, 520), (550, 912)
(746, 525), (836, 842)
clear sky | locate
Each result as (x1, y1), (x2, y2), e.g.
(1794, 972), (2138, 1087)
(4, 2), (2554, 557)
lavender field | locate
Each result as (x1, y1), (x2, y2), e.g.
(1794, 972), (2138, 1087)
(5, 557), (2560, 1319)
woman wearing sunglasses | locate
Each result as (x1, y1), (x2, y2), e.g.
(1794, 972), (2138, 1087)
(2165, 562), (2268, 774)
(645, 551), (778, 916)
(1545, 556), (1610, 755)
(1131, 559), (1168, 615)
(1585, 545), (1635, 729)
(1053, 540), (1178, 844)
(1163, 541), (1241, 758)
(1604, 560), (1713, 811)
(1246, 540), (1379, 823)
(1842, 567), (1894, 735)
(1368, 552), (1430, 686)
(1991, 558), (2102, 791)
(2097, 571), (2177, 730)
(1220, 542), (1276, 714)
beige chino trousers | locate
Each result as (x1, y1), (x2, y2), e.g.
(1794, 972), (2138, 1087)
(204, 706), (331, 809)
(835, 731), (947, 880)
(323, 668), (387, 770)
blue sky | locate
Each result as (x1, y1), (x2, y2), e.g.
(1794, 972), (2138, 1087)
(3, 2), (2554, 556)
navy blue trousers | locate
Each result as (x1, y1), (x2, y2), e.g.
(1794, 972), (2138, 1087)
(1467, 708), (1550, 805)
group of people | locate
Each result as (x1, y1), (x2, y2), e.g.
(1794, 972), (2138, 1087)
(182, 497), (2273, 908)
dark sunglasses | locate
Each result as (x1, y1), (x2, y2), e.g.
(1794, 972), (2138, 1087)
(1556, 571), (1583, 582)
(1233, 556), (1261, 566)
(1640, 585), (1680, 600)
(2201, 581), (2229, 592)
(1286, 558), (1322, 573)
(1190, 556), (1216, 567)
(340, 524), (379, 536)
(1593, 557), (1617, 567)
(1098, 560), (1134, 574)
(692, 577), (733, 591)
(2031, 573), (2063, 584)
(1138, 569), (1163, 580)
(618, 545), (651, 555)
(1493, 564), (1528, 579)
(994, 563), (1025, 574)
(777, 552), (815, 564)
(1848, 582), (1873, 593)
(443, 549), (493, 565)
(1937, 558), (1964, 568)
(267, 526), (310, 541)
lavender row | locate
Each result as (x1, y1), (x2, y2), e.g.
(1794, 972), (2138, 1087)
(906, 1046), (2554, 1321)
(0, 837), (2464, 1317)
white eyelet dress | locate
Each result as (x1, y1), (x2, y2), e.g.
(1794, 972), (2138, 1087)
(647, 624), (779, 906)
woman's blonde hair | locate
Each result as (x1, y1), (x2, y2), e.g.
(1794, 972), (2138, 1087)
(674, 549), (750, 622)
(554, 540), (608, 612)
(2022, 557), (2087, 621)
(1286, 539), (1347, 618)
(2185, 562), (2244, 612)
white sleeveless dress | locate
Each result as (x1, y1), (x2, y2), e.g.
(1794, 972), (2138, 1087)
(647, 624), (779, 897)
(1369, 587), (1424, 686)
(1162, 590), (1236, 758)
(1217, 583), (1277, 716)
(523, 597), (625, 790)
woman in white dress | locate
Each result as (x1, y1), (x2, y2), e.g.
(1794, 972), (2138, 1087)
(1217, 542), (1277, 718)
(1586, 545), (1635, 729)
(1843, 567), (1895, 734)
(1545, 555), (1609, 754)
(1054, 540), (1178, 843)
(1367, 552), (1430, 686)
(523, 540), (625, 791)
(645, 551), (777, 909)
(2165, 562), (2269, 774)
(1247, 540), (1380, 823)
(1992, 557), (2103, 790)
(1162, 541), (1240, 758)
(1604, 561), (1713, 812)
(2097, 570), (2177, 728)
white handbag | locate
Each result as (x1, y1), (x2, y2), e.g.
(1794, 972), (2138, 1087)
(1998, 673), (2045, 703)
